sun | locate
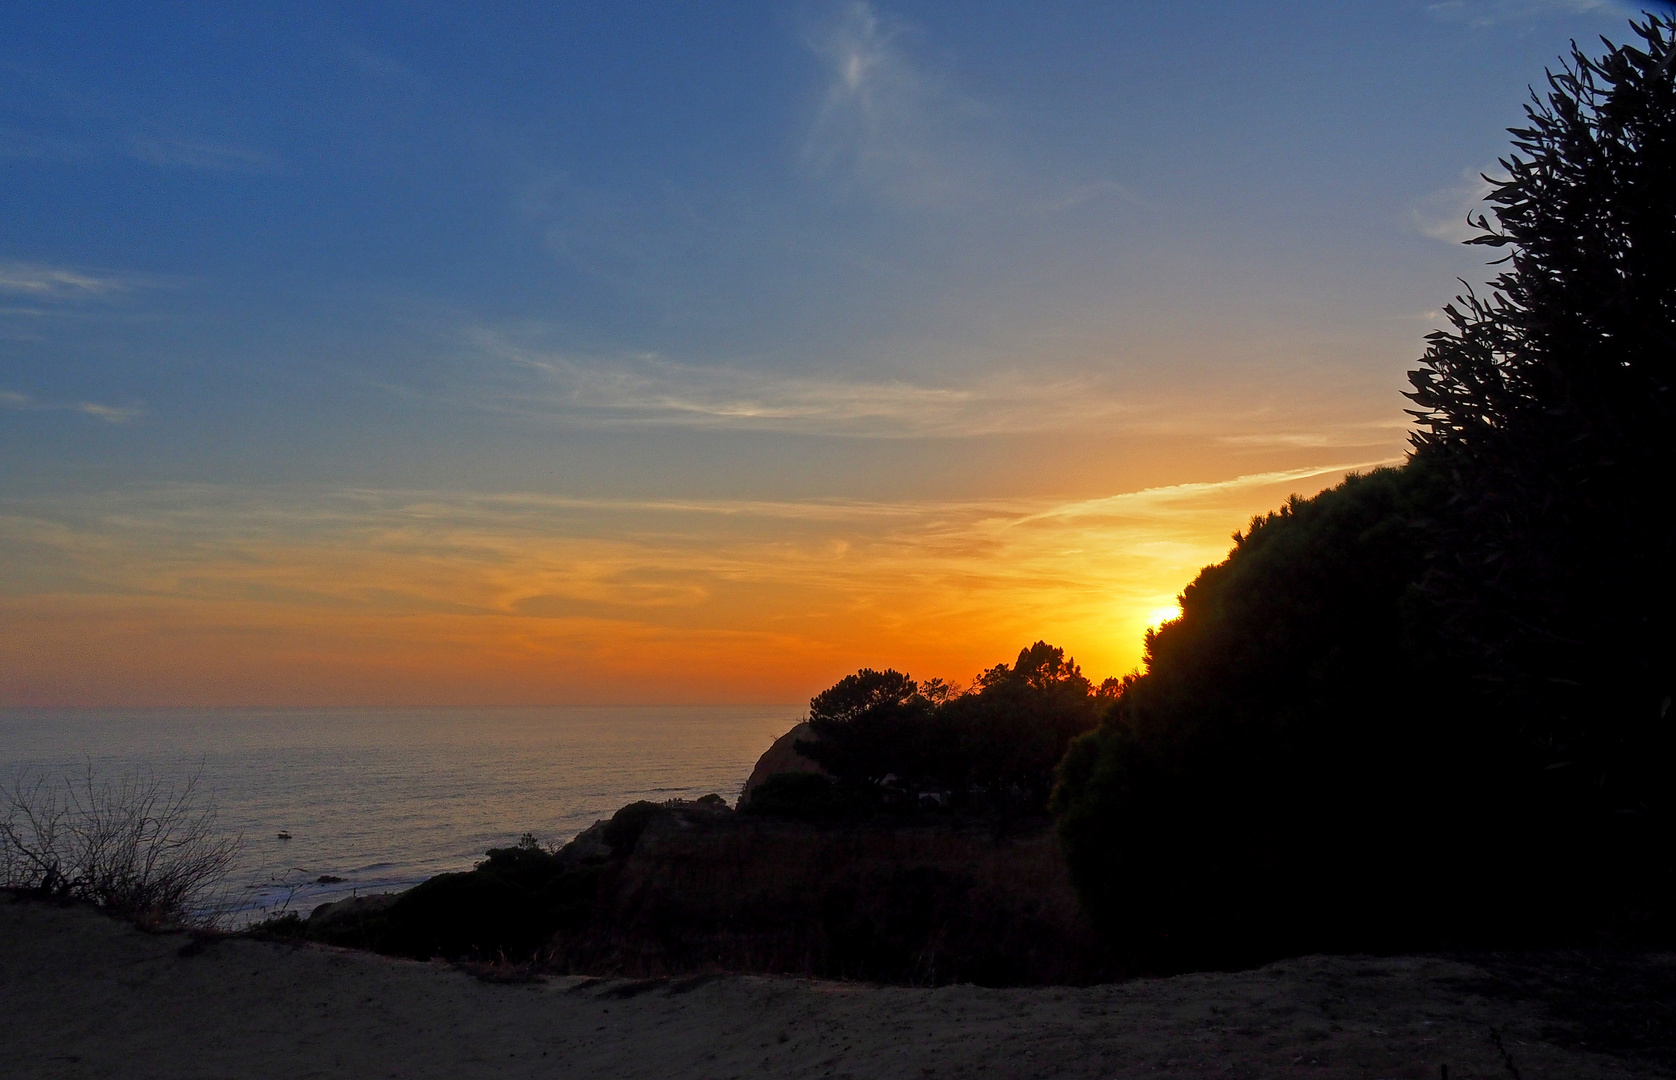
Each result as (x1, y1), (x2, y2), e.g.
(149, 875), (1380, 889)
(1144, 603), (1181, 630)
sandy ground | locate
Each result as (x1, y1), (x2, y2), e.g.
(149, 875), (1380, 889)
(1, 894), (1670, 1080)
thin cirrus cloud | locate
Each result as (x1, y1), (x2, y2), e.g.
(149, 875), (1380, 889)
(1410, 172), (1497, 243)
(1427, 0), (1627, 27)
(799, 1), (1000, 210)
(126, 133), (278, 173)
(0, 261), (131, 300)
(0, 460), (1396, 704)
(459, 333), (1137, 438)
(454, 334), (1410, 448)
(0, 67), (279, 173)
(0, 389), (143, 423)
(1214, 426), (1405, 449)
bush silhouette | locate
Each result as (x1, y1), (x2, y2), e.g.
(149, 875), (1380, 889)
(328, 837), (604, 962)
(601, 801), (668, 856)
(1, 766), (241, 927)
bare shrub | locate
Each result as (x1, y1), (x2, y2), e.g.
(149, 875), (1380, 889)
(0, 766), (242, 926)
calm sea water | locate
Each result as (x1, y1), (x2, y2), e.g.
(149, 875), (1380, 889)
(0, 706), (801, 920)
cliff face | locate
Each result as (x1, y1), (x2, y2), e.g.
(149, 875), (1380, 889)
(548, 808), (1112, 986)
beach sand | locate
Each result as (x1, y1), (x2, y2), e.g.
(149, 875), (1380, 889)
(2, 893), (1669, 1079)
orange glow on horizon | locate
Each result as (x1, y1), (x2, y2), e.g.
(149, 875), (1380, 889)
(0, 460), (1396, 707)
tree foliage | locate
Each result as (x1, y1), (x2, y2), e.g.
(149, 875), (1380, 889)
(791, 644), (1101, 813)
(941, 642), (1098, 805)
(1405, 15), (1676, 824)
(799, 668), (936, 791)
(1052, 468), (1461, 968)
(1054, 17), (1676, 969)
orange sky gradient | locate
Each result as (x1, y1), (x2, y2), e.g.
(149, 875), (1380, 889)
(3, 2), (1590, 707)
(0, 457), (1398, 706)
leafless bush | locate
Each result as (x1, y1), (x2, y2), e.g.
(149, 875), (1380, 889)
(0, 766), (242, 926)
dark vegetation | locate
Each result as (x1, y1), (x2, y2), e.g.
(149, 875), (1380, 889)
(265, 790), (1105, 985)
(1053, 17), (1676, 971)
(742, 771), (851, 818)
(367, 837), (603, 960)
(757, 642), (1106, 818)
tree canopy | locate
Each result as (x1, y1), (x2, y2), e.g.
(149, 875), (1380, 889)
(785, 643), (1102, 814)
(1406, 15), (1676, 823)
(1052, 467), (1456, 967)
(1054, 15), (1676, 970)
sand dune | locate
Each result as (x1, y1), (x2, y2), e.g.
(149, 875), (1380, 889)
(1, 893), (1669, 1079)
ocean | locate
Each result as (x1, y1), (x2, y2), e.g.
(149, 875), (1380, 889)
(0, 706), (801, 920)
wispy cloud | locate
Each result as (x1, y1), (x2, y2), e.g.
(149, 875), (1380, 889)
(800, 1), (997, 209)
(460, 333), (1135, 437)
(1207, 413), (1412, 452)
(1008, 461), (1400, 526)
(0, 261), (132, 300)
(447, 329), (1414, 449)
(0, 389), (143, 423)
(1027, 180), (1155, 217)
(308, 30), (412, 81)
(1410, 172), (1495, 243)
(1427, 0), (1625, 28)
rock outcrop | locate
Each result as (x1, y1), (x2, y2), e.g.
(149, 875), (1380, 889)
(735, 722), (824, 809)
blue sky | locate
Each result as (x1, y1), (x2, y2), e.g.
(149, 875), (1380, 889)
(0, 1), (1655, 703)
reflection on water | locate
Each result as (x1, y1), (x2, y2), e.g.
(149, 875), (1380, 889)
(0, 706), (800, 919)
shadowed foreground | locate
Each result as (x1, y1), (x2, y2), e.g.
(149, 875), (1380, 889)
(3, 895), (1672, 1079)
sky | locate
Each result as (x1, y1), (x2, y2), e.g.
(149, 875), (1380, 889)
(0, 0), (1651, 706)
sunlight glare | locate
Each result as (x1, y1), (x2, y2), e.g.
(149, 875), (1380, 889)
(1145, 603), (1181, 630)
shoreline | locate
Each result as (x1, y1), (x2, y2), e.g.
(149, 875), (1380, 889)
(4, 893), (1671, 1079)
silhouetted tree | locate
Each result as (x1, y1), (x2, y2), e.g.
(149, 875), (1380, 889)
(798, 668), (937, 790)
(1406, 14), (1676, 826)
(1052, 467), (1457, 969)
(792, 647), (1101, 812)
(944, 642), (1100, 806)
(1054, 18), (1676, 970)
